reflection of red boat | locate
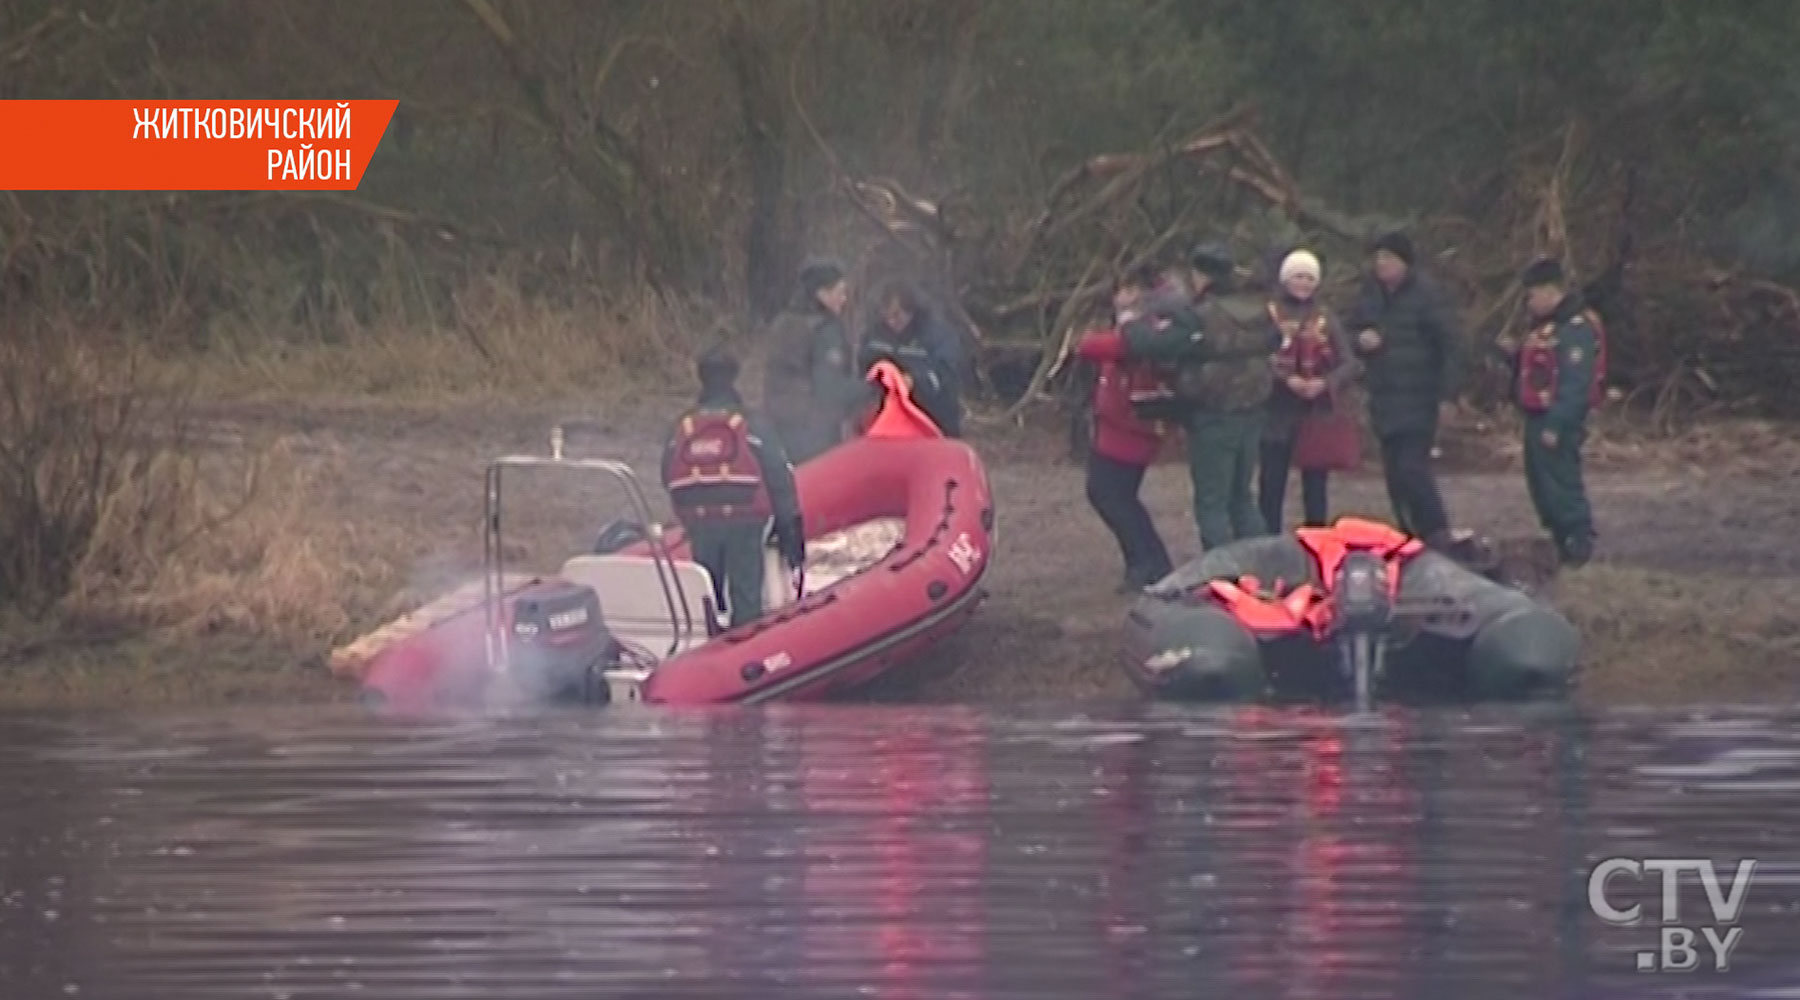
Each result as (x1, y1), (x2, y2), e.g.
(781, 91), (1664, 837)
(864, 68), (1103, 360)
(340, 362), (994, 709)
(797, 708), (990, 999)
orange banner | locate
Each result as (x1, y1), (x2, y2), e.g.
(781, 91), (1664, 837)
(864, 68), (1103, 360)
(0, 100), (398, 191)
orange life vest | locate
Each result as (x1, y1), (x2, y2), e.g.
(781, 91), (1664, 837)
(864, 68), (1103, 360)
(1203, 518), (1425, 639)
(862, 359), (944, 439)
(662, 408), (771, 522)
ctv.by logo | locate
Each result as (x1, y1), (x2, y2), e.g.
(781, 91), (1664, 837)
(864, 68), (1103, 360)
(1588, 858), (1757, 972)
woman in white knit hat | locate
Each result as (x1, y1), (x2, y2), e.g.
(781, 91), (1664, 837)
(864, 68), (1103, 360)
(1257, 248), (1363, 530)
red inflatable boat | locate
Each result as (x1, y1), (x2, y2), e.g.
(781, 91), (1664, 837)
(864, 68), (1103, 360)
(341, 362), (994, 709)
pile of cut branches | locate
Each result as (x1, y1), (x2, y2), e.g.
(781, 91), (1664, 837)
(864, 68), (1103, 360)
(824, 110), (1800, 426)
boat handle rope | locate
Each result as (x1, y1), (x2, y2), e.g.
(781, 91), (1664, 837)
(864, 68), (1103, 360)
(887, 477), (960, 572)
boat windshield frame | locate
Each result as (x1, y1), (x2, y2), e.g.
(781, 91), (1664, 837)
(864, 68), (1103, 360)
(482, 425), (697, 676)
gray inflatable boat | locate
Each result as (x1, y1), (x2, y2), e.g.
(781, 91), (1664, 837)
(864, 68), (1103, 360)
(1121, 518), (1580, 705)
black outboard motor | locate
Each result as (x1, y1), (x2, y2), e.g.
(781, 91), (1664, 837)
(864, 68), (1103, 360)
(508, 582), (616, 704)
(1331, 550), (1393, 709)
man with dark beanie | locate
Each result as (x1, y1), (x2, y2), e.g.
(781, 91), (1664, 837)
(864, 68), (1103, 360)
(662, 345), (805, 626)
(1502, 256), (1605, 566)
(760, 256), (875, 463)
(1346, 230), (1467, 552)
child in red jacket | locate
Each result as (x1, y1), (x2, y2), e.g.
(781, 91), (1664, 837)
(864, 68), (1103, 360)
(1075, 267), (1178, 593)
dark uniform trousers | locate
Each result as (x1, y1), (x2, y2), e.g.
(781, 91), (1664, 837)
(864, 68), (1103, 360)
(1522, 415), (1593, 550)
(1085, 453), (1173, 586)
(683, 519), (770, 628)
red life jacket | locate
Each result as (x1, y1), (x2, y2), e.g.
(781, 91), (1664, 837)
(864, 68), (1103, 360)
(1121, 362), (1178, 422)
(1268, 301), (1338, 380)
(1202, 518), (1425, 639)
(662, 407), (771, 522)
(1080, 327), (1174, 465)
(1516, 308), (1608, 413)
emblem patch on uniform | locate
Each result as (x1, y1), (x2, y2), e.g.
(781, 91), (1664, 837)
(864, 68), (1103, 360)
(1568, 347), (1584, 363)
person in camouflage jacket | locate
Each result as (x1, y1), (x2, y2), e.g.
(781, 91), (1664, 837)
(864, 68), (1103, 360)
(1118, 243), (1280, 549)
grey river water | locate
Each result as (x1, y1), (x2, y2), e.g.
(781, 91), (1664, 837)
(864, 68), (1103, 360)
(4, 702), (1799, 999)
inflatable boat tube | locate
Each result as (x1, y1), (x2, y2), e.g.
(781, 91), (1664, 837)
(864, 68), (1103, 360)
(630, 433), (992, 704)
(353, 362), (994, 709)
(1122, 519), (1580, 703)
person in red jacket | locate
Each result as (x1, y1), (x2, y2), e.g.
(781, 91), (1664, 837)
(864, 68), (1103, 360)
(1075, 266), (1178, 593)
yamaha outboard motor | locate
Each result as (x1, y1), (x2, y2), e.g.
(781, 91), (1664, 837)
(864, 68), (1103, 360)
(1332, 550), (1393, 708)
(508, 582), (616, 704)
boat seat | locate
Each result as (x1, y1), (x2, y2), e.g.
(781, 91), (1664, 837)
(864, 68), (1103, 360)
(559, 554), (719, 661)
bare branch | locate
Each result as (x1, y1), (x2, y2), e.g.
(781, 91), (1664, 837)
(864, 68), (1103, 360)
(999, 253), (1105, 422)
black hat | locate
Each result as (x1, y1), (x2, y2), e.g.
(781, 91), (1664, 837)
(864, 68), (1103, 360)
(1370, 230), (1415, 265)
(1187, 241), (1235, 277)
(695, 344), (740, 384)
(797, 256), (846, 296)
(1520, 256), (1565, 288)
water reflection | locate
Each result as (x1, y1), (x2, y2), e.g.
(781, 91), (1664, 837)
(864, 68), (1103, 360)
(0, 703), (1797, 999)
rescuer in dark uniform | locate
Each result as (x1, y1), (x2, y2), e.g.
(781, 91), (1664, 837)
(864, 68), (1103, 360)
(1502, 256), (1606, 567)
(662, 346), (806, 626)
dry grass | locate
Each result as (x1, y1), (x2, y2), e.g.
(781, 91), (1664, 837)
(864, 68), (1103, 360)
(69, 438), (363, 641)
(0, 328), (409, 709)
(177, 274), (736, 406)
(0, 429), (388, 709)
(0, 434), (416, 710)
(1554, 564), (1800, 705)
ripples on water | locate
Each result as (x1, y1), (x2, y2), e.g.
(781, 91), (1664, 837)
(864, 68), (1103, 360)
(3, 703), (1799, 999)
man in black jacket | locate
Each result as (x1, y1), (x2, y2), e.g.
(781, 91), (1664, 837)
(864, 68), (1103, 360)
(1347, 231), (1466, 551)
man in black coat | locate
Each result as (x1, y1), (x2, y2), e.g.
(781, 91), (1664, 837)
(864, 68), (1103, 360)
(1346, 231), (1466, 551)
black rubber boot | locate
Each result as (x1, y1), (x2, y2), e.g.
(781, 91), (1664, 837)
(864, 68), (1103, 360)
(1558, 533), (1594, 568)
